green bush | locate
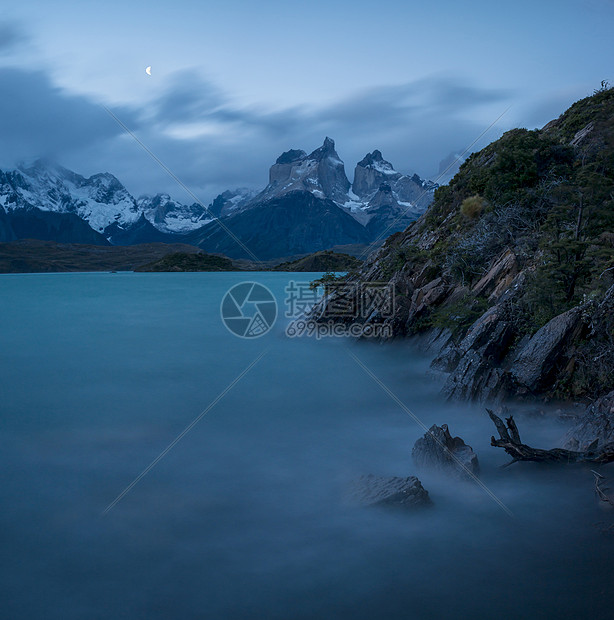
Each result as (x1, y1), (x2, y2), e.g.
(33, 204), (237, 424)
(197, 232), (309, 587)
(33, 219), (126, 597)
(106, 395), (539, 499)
(460, 195), (485, 219)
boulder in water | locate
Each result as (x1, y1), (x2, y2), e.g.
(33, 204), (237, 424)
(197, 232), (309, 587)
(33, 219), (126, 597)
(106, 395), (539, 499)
(562, 391), (614, 451)
(349, 474), (432, 509)
(412, 424), (480, 478)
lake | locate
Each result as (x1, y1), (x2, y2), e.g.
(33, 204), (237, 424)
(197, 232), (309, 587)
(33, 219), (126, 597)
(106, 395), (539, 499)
(1, 272), (613, 619)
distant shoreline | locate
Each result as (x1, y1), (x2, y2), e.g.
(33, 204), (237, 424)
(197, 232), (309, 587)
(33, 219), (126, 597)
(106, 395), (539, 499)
(0, 240), (362, 274)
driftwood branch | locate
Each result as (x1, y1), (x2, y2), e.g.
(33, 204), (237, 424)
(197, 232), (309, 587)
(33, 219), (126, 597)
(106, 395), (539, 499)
(592, 471), (614, 508)
(486, 409), (614, 466)
(591, 471), (614, 534)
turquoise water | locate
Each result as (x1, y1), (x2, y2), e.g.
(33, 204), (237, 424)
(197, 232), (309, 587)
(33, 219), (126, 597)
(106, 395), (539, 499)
(1, 272), (613, 619)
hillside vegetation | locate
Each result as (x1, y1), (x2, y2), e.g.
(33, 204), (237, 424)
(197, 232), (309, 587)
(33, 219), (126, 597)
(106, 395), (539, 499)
(315, 86), (614, 402)
(0, 240), (203, 273)
(273, 250), (362, 272)
(135, 252), (237, 272)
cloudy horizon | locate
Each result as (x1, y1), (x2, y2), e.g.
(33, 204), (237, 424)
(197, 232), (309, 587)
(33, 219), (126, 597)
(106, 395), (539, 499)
(1, 0), (613, 205)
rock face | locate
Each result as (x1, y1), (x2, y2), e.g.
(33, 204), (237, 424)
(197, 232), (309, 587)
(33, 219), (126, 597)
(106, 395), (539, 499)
(255, 137), (351, 205)
(349, 474), (432, 508)
(193, 140), (437, 258)
(364, 183), (414, 238)
(137, 193), (210, 233)
(562, 391), (614, 450)
(352, 150), (397, 197)
(510, 307), (584, 393)
(206, 188), (256, 218)
(352, 150), (436, 210)
(412, 425), (480, 477)
(471, 249), (518, 301)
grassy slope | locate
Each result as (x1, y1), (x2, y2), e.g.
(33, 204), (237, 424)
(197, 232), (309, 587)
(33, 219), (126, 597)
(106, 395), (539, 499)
(358, 86), (614, 398)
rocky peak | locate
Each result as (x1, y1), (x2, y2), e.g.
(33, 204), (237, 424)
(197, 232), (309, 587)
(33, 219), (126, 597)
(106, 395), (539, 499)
(353, 150), (399, 198)
(361, 149), (383, 164)
(276, 149), (307, 165)
(307, 136), (340, 162)
(352, 150), (436, 209)
(357, 149), (391, 170)
(207, 188), (255, 218)
(258, 137), (350, 205)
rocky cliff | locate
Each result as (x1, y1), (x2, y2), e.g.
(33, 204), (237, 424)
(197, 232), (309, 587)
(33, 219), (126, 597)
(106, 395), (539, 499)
(353, 149), (436, 211)
(249, 137), (351, 205)
(312, 86), (614, 404)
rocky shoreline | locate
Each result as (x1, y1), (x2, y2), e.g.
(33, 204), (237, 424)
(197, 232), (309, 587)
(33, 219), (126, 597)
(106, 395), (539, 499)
(309, 87), (614, 453)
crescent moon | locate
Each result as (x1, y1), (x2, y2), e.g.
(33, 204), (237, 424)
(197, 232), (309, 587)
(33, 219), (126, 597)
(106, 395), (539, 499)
(145, 66), (152, 76)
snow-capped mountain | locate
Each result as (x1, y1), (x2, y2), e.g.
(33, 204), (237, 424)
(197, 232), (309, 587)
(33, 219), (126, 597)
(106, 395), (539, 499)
(352, 149), (437, 210)
(0, 160), (213, 243)
(187, 139), (437, 259)
(0, 140), (437, 259)
(207, 188), (257, 218)
(137, 193), (211, 233)
(249, 137), (351, 206)
(207, 138), (437, 233)
(1, 160), (141, 233)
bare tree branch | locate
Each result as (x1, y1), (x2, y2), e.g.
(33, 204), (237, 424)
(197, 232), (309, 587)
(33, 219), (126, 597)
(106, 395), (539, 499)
(487, 409), (614, 466)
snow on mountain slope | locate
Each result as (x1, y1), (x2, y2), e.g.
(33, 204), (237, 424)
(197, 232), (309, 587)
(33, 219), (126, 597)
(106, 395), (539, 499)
(207, 188), (257, 218)
(352, 150), (436, 211)
(248, 137), (351, 207)
(137, 193), (212, 233)
(6, 160), (141, 232)
(0, 160), (214, 239)
(209, 139), (437, 233)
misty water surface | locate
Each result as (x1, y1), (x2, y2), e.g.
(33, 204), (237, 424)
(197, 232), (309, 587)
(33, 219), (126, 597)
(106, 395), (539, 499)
(0, 272), (613, 619)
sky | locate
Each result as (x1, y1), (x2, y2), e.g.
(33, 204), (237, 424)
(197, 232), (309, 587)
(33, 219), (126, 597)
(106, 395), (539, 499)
(0, 0), (613, 205)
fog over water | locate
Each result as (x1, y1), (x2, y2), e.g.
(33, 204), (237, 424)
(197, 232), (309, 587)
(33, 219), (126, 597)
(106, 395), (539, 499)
(1, 272), (613, 619)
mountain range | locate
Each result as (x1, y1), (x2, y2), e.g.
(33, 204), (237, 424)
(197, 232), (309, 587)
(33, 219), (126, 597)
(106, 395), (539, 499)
(0, 139), (436, 260)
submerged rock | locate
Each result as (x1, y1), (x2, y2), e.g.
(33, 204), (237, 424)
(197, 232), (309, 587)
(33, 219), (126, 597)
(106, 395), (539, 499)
(562, 390), (614, 451)
(349, 474), (432, 509)
(412, 424), (480, 478)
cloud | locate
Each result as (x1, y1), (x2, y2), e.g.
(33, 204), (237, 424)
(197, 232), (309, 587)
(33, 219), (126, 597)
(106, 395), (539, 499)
(138, 72), (514, 192)
(0, 22), (27, 54)
(0, 67), (139, 168)
(0, 59), (516, 205)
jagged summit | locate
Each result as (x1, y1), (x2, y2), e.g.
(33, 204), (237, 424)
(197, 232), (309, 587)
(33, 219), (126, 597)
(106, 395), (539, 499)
(307, 136), (340, 161)
(357, 150), (390, 169)
(352, 149), (436, 211)
(1, 159), (209, 242)
(251, 137), (351, 206)
(206, 188), (256, 218)
(276, 149), (307, 165)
